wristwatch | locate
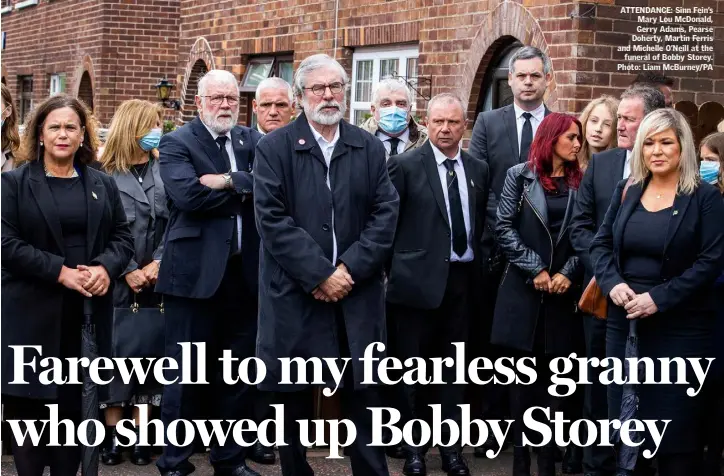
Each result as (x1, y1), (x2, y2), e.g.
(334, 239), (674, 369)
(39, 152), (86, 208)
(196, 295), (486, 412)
(222, 173), (232, 189)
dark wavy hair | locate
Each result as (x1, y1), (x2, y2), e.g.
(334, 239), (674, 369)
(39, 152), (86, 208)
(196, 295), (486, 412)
(527, 112), (583, 191)
(16, 94), (99, 166)
(1, 83), (20, 155)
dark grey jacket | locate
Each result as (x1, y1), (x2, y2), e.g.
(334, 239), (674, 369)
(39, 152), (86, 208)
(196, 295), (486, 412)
(490, 163), (582, 355)
(253, 114), (400, 391)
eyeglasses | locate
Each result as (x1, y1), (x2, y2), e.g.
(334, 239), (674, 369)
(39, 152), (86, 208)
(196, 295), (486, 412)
(303, 82), (345, 96)
(199, 95), (240, 106)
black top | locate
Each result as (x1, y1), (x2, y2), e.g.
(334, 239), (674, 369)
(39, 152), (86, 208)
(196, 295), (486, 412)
(545, 176), (569, 241)
(621, 202), (671, 287)
(47, 176), (88, 269)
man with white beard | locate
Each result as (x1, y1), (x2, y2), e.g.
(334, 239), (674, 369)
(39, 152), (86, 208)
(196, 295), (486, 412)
(156, 69), (264, 476)
(253, 54), (400, 476)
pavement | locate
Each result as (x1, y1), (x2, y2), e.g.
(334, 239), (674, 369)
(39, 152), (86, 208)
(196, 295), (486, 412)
(1, 447), (577, 476)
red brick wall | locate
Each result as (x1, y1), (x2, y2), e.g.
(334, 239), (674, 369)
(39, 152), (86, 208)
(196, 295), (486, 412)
(1, 0), (180, 125)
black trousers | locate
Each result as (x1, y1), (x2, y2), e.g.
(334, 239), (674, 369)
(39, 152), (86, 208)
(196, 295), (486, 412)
(157, 256), (259, 474)
(276, 307), (388, 476)
(387, 262), (473, 455)
(3, 396), (81, 476)
(582, 314), (616, 475)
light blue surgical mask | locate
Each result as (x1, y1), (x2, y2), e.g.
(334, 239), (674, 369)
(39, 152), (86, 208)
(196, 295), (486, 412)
(700, 160), (720, 185)
(138, 128), (162, 151)
(378, 106), (409, 135)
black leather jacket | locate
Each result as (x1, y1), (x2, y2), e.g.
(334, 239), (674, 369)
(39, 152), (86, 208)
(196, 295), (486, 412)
(495, 163), (580, 282)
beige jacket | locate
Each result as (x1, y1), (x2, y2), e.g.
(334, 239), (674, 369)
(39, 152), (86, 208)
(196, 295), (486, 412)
(359, 116), (428, 158)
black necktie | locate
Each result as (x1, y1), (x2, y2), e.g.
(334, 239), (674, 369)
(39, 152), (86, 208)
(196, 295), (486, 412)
(519, 112), (533, 162)
(388, 137), (400, 156)
(215, 136), (232, 171)
(215, 136), (239, 254)
(442, 159), (467, 257)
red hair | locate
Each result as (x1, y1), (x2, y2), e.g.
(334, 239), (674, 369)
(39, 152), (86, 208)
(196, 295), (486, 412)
(527, 112), (583, 191)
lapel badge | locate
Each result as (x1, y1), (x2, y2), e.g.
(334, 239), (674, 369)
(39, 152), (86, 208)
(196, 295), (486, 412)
(91, 191), (98, 200)
(299, 138), (306, 145)
(673, 210), (678, 216)
(470, 179), (475, 187)
(239, 139), (244, 146)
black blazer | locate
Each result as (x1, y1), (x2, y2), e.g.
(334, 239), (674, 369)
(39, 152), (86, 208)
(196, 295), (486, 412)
(590, 178), (724, 314)
(467, 104), (551, 259)
(1, 160), (134, 399)
(570, 147), (628, 284)
(386, 141), (489, 309)
(155, 117), (262, 299)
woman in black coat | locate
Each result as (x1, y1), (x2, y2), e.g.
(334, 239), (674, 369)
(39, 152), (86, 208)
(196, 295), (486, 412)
(1, 95), (134, 476)
(590, 109), (724, 475)
(492, 113), (584, 476)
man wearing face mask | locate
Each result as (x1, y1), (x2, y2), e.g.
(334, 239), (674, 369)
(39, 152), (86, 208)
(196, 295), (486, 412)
(359, 78), (428, 159)
(156, 70), (264, 476)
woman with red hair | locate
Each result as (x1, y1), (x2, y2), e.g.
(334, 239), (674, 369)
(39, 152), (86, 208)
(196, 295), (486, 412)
(490, 112), (584, 476)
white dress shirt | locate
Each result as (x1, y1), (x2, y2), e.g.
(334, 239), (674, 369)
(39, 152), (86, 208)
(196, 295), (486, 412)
(376, 128), (410, 157)
(203, 123), (242, 252)
(309, 121), (341, 264)
(429, 143), (474, 262)
(623, 149), (632, 179)
(513, 102), (546, 155)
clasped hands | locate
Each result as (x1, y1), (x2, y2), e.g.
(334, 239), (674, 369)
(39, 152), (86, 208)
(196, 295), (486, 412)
(57, 264), (111, 298)
(609, 283), (658, 319)
(532, 270), (571, 294)
(125, 261), (160, 293)
(312, 264), (355, 303)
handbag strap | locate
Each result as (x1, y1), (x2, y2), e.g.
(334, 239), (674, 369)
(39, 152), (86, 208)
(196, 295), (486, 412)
(130, 292), (164, 314)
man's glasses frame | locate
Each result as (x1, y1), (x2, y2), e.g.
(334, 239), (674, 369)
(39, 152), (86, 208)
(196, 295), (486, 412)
(199, 95), (240, 106)
(303, 82), (345, 96)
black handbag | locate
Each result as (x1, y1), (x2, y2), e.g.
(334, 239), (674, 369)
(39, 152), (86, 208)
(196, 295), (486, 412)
(111, 295), (165, 359)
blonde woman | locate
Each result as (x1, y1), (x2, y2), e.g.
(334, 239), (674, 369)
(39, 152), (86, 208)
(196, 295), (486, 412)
(1, 83), (20, 171)
(99, 99), (167, 466)
(590, 109), (724, 475)
(577, 95), (619, 170)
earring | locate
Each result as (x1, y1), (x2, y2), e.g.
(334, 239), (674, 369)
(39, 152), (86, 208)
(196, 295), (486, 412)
(40, 141), (43, 147)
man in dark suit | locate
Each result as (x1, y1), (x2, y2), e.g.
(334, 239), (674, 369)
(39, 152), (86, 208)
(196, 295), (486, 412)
(569, 84), (666, 476)
(254, 54), (399, 476)
(386, 93), (489, 476)
(466, 45), (552, 455)
(155, 69), (263, 476)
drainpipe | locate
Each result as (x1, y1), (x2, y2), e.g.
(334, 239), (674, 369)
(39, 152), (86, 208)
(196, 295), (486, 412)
(333, 0), (340, 59)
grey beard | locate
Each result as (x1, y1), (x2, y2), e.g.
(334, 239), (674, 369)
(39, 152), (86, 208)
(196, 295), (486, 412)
(203, 112), (239, 135)
(304, 100), (346, 125)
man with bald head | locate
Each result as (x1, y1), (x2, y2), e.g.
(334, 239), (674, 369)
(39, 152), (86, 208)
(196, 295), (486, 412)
(359, 78), (428, 158)
(387, 93), (489, 476)
(253, 77), (294, 134)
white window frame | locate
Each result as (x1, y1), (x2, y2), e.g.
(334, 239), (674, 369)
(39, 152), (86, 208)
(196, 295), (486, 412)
(350, 45), (419, 126)
(49, 74), (64, 96)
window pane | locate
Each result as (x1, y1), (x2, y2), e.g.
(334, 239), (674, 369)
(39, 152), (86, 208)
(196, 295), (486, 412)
(242, 61), (273, 88)
(354, 60), (373, 102)
(353, 109), (371, 126)
(278, 61), (294, 85)
(379, 59), (399, 80)
(407, 58), (418, 80)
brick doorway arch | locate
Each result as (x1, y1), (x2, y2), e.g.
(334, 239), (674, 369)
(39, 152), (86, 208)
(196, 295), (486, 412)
(460, 1), (554, 121)
(78, 71), (94, 112)
(181, 60), (208, 123)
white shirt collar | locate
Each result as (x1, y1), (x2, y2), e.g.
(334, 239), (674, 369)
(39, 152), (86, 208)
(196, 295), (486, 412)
(202, 121), (231, 142)
(377, 128), (410, 145)
(430, 142), (461, 166)
(308, 120), (340, 147)
(513, 102), (546, 122)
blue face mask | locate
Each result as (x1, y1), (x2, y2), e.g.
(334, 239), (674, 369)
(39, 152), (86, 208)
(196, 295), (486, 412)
(700, 160), (720, 185)
(138, 128), (162, 151)
(377, 106), (409, 135)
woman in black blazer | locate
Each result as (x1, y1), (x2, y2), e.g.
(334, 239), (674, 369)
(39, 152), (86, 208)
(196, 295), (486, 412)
(1, 95), (133, 476)
(492, 113), (584, 476)
(590, 109), (724, 475)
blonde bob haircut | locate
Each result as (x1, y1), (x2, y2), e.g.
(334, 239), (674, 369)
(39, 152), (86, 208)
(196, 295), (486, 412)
(630, 108), (699, 195)
(101, 99), (163, 174)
